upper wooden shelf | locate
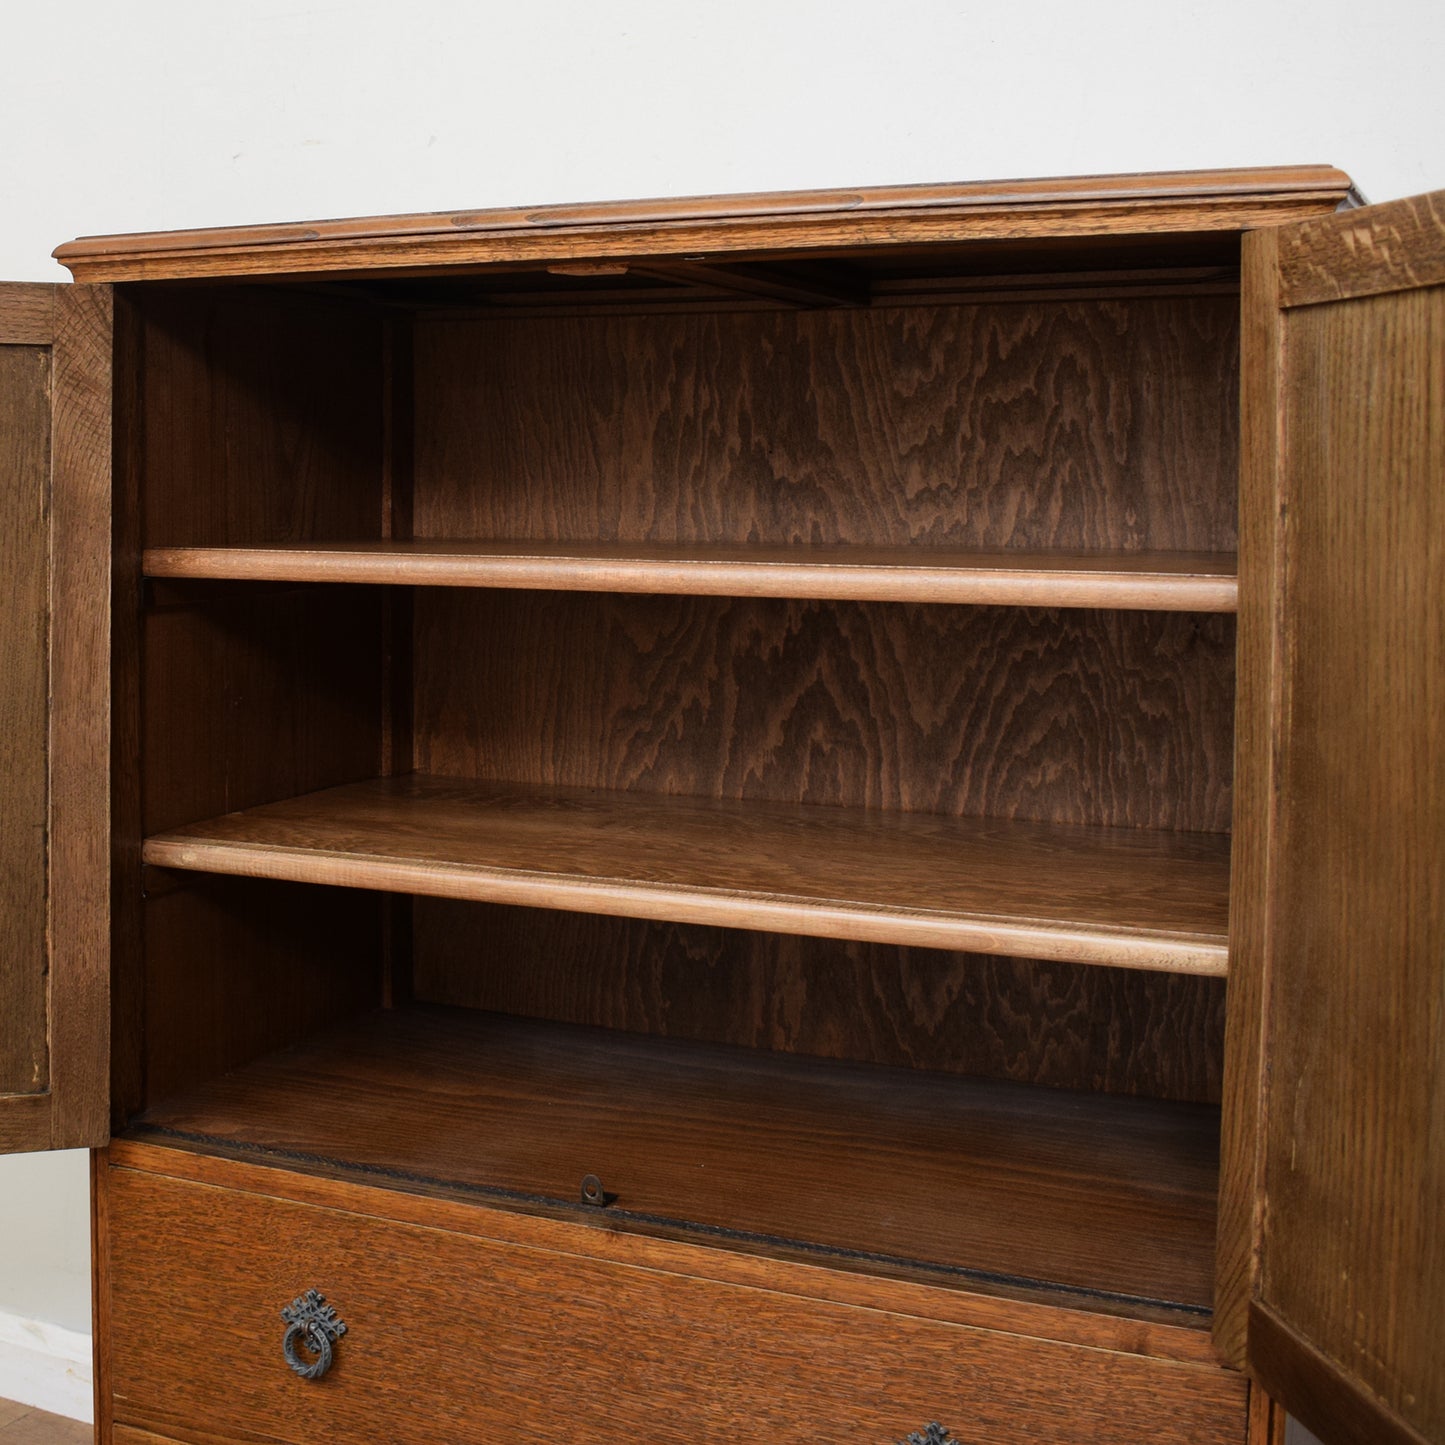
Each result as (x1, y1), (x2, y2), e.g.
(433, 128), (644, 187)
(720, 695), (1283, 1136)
(142, 775), (1231, 975)
(142, 541), (1239, 612)
(55, 165), (1357, 282)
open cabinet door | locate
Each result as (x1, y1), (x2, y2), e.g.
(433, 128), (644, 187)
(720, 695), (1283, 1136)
(0, 283), (110, 1153)
(1220, 194), (1444, 1444)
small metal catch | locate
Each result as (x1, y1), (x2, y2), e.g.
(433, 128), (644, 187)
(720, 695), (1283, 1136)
(580, 1173), (608, 1207)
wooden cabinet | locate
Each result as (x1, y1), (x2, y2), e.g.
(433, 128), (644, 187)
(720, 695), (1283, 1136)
(0, 168), (1440, 1445)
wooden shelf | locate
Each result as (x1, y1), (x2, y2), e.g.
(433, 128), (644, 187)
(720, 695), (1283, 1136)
(142, 775), (1231, 974)
(142, 541), (1239, 612)
(130, 1005), (1221, 1316)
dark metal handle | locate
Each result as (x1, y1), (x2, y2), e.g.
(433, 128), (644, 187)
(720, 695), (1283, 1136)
(280, 1289), (347, 1380)
(899, 1426), (958, 1445)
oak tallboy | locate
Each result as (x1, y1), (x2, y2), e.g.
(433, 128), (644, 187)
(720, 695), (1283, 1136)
(1, 168), (1441, 1445)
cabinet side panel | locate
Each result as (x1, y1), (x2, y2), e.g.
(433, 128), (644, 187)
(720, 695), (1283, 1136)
(414, 298), (1239, 553)
(0, 342), (51, 1098)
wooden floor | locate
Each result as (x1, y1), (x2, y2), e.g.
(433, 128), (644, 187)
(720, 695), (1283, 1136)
(0, 1401), (89, 1443)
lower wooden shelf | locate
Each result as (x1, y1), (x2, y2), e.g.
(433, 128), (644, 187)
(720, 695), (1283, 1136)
(141, 774), (1232, 974)
(128, 1004), (1220, 1320)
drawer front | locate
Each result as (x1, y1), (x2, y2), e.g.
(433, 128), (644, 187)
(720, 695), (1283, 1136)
(106, 1166), (1246, 1445)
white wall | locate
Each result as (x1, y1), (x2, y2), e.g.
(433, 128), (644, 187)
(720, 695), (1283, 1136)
(1, 0), (1442, 1414)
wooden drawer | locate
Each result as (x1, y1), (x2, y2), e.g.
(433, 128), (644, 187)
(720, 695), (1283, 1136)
(103, 1156), (1248, 1445)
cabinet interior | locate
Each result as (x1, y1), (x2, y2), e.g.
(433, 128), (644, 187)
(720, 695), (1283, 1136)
(114, 230), (1241, 1327)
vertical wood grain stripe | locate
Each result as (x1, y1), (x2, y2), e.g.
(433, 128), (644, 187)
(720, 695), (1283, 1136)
(1213, 225), (1283, 1368)
(47, 283), (112, 1148)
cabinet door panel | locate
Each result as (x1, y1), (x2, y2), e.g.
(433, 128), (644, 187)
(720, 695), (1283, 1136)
(1221, 194), (1444, 1445)
(0, 283), (111, 1153)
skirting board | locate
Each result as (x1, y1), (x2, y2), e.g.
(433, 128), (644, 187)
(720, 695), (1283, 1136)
(0, 1311), (92, 1422)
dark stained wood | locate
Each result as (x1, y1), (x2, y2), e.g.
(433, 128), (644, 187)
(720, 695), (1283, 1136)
(91, 1149), (114, 1443)
(1248, 1305), (1433, 1445)
(414, 297), (1240, 555)
(134, 287), (384, 550)
(0, 281), (55, 343)
(1254, 281), (1444, 1440)
(105, 1158), (1248, 1443)
(0, 285), (119, 1152)
(1214, 225), (1283, 1367)
(47, 283), (115, 1148)
(414, 903), (1226, 1102)
(1228, 196), (1445, 1443)
(1276, 189), (1445, 307)
(142, 774), (1233, 973)
(139, 873), (384, 1108)
(0, 340), (51, 1103)
(415, 593), (1236, 833)
(143, 540), (1240, 611)
(130, 1004), (1221, 1311)
(108, 1136), (1229, 1359)
(53, 164), (1355, 282)
(634, 259), (871, 307)
(142, 584), (385, 834)
(107, 290), (148, 1130)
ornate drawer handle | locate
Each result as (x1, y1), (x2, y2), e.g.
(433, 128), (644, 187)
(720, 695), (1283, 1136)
(281, 1289), (348, 1380)
(900, 1427), (958, 1445)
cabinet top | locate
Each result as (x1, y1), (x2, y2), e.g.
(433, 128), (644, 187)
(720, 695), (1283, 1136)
(54, 164), (1357, 283)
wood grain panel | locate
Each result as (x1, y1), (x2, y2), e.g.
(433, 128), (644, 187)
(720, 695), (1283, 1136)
(414, 903), (1225, 1102)
(144, 539), (1240, 611)
(142, 774), (1233, 973)
(131, 1004), (1220, 1310)
(142, 584), (385, 834)
(415, 592), (1236, 832)
(1214, 225), (1283, 1366)
(414, 297), (1239, 554)
(47, 283), (114, 1148)
(1277, 189), (1445, 307)
(54, 162), (1354, 281)
(0, 282), (54, 343)
(140, 873), (384, 1109)
(0, 342), (51, 1099)
(106, 1162), (1248, 1444)
(1253, 283), (1445, 1443)
(136, 287), (384, 549)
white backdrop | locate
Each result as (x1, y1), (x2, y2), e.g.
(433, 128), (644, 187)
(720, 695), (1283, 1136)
(0, 0), (1441, 1416)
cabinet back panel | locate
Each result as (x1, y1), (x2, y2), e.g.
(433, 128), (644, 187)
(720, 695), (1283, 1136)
(143, 583), (386, 834)
(413, 903), (1225, 1103)
(414, 592), (1235, 833)
(133, 286), (385, 549)
(413, 297), (1238, 552)
(140, 874), (383, 1110)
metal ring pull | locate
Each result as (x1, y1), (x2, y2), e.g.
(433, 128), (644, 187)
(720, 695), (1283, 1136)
(281, 1289), (348, 1380)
